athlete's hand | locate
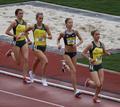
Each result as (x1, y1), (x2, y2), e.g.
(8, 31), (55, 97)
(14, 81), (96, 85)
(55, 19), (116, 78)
(72, 45), (76, 48)
(58, 44), (62, 50)
(72, 44), (77, 48)
(107, 52), (111, 56)
(25, 32), (29, 35)
(19, 32), (25, 36)
(27, 40), (32, 45)
(89, 58), (96, 64)
(15, 35), (21, 40)
(47, 36), (52, 39)
(15, 32), (25, 41)
(104, 51), (111, 56)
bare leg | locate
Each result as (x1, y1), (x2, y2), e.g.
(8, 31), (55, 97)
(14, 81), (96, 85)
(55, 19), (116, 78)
(98, 69), (104, 87)
(11, 46), (20, 65)
(90, 72), (101, 103)
(21, 43), (29, 79)
(92, 69), (104, 103)
(34, 50), (48, 78)
(63, 55), (77, 93)
(32, 58), (40, 74)
(28, 57), (40, 83)
(34, 50), (48, 86)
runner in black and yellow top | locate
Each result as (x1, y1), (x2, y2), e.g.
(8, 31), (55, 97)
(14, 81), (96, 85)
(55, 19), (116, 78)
(25, 12), (52, 86)
(82, 30), (111, 103)
(57, 18), (83, 97)
(5, 9), (31, 83)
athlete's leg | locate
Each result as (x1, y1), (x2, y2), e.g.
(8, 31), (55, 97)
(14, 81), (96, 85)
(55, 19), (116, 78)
(90, 72), (101, 103)
(32, 57), (40, 74)
(63, 55), (77, 93)
(34, 49), (48, 86)
(29, 58), (40, 83)
(71, 55), (77, 67)
(34, 50), (48, 77)
(98, 68), (104, 86)
(12, 46), (21, 65)
(21, 43), (29, 79)
(93, 68), (104, 102)
(71, 55), (82, 97)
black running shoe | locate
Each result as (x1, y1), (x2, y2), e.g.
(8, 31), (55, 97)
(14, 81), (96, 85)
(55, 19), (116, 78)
(75, 91), (82, 98)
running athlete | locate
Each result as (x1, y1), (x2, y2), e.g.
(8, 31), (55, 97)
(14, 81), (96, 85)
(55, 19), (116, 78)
(82, 30), (111, 103)
(25, 12), (52, 86)
(5, 9), (31, 83)
(57, 18), (83, 97)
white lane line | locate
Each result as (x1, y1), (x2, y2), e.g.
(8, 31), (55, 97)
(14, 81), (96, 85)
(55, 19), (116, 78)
(0, 70), (120, 103)
(0, 89), (64, 107)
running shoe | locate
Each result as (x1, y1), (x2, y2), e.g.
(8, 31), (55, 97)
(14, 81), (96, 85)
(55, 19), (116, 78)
(74, 90), (82, 98)
(29, 70), (35, 83)
(62, 64), (66, 72)
(41, 78), (48, 86)
(61, 60), (70, 72)
(23, 77), (33, 84)
(84, 78), (90, 87)
(5, 49), (12, 57)
(93, 97), (101, 103)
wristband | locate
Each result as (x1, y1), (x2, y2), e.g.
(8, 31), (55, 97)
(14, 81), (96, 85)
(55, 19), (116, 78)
(88, 57), (91, 60)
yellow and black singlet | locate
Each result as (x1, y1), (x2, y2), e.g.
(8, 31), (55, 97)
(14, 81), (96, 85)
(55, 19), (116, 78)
(33, 24), (47, 47)
(89, 41), (104, 65)
(63, 30), (76, 46)
(13, 19), (26, 41)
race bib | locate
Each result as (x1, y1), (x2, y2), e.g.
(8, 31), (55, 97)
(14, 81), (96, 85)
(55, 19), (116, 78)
(96, 56), (102, 64)
(36, 37), (45, 42)
(67, 37), (76, 45)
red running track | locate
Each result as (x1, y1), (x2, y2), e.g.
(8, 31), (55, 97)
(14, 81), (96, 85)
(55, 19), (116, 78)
(0, 41), (120, 94)
(0, 41), (120, 106)
(0, 73), (120, 107)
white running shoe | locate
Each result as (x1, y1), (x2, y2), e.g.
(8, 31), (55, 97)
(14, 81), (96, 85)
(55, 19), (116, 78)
(41, 78), (48, 86)
(29, 70), (35, 83)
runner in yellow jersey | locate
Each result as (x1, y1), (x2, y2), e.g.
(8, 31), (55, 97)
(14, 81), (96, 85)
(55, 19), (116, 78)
(25, 12), (52, 86)
(82, 30), (111, 103)
(5, 9), (31, 83)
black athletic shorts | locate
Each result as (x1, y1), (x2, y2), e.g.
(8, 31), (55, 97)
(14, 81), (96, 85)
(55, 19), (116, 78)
(64, 52), (77, 58)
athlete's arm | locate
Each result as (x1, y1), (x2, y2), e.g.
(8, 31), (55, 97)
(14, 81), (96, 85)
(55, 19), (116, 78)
(82, 43), (95, 63)
(25, 25), (34, 33)
(75, 30), (83, 47)
(25, 33), (32, 45)
(5, 21), (21, 40)
(24, 25), (34, 44)
(24, 25), (33, 45)
(102, 43), (111, 55)
(5, 21), (16, 37)
(25, 33), (30, 41)
(45, 25), (52, 39)
(57, 32), (64, 49)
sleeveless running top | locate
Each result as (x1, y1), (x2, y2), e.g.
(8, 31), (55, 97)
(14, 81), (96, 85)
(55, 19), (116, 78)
(89, 41), (104, 65)
(33, 24), (47, 46)
(63, 30), (76, 46)
(13, 19), (26, 41)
